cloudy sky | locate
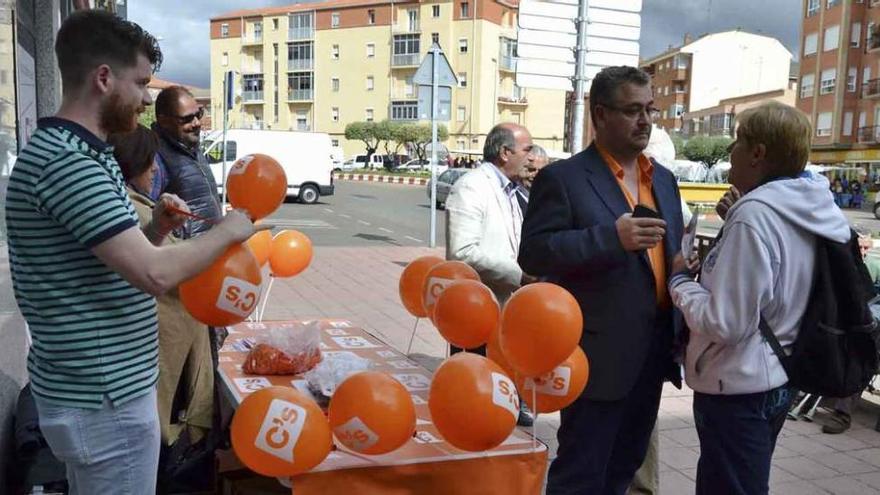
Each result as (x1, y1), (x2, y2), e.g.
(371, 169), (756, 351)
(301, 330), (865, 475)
(130, 0), (802, 88)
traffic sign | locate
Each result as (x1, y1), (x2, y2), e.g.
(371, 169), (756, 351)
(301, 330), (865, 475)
(417, 86), (452, 121)
(413, 44), (458, 87)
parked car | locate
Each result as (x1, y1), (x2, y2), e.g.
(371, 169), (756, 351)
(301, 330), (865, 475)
(352, 154), (385, 170)
(337, 159), (358, 172)
(426, 168), (469, 207)
(397, 159), (430, 172)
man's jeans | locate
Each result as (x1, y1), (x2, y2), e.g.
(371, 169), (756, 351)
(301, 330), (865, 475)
(693, 385), (793, 495)
(33, 388), (161, 495)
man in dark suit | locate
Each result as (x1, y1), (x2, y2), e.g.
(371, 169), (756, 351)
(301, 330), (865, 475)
(519, 66), (684, 495)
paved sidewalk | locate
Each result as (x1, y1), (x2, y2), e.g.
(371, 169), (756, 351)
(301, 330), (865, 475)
(263, 245), (880, 494)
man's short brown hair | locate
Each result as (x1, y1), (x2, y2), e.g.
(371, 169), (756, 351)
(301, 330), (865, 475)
(55, 10), (162, 91)
(736, 102), (812, 178)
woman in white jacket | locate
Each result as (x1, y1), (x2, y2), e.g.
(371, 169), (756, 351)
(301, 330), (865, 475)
(668, 102), (851, 495)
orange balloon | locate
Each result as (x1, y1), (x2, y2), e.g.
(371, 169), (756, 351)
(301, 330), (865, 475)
(486, 327), (516, 379)
(246, 228), (272, 266)
(399, 256), (444, 318)
(422, 261), (480, 319)
(500, 282), (583, 377)
(227, 154), (288, 220)
(269, 230), (313, 278)
(433, 280), (499, 349)
(230, 386), (332, 477)
(428, 353), (519, 452)
(328, 371), (416, 455)
(179, 243), (262, 326)
(515, 346), (589, 413)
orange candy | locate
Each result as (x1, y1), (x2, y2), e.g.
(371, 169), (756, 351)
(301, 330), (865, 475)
(269, 230), (313, 278)
(399, 256), (444, 318)
(328, 371), (416, 455)
(516, 346), (589, 413)
(428, 353), (518, 452)
(227, 154), (287, 220)
(230, 386), (332, 477)
(433, 280), (499, 349)
(179, 243), (262, 326)
(500, 282), (583, 377)
(421, 261), (480, 319)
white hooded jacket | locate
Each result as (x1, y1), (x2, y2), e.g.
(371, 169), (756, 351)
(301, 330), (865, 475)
(670, 172), (851, 395)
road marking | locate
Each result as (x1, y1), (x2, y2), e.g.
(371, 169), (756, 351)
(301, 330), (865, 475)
(358, 220), (371, 226)
(270, 219), (336, 230)
(339, 214), (352, 219)
(405, 235), (424, 243)
(324, 208), (334, 213)
(379, 227), (393, 233)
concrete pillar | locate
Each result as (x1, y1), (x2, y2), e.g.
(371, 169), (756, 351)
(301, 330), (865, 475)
(34, 0), (61, 117)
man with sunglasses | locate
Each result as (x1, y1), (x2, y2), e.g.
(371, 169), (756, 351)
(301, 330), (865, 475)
(519, 66), (684, 494)
(152, 86), (221, 238)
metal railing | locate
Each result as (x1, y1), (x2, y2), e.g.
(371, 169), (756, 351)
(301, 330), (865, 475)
(392, 53), (420, 67)
(241, 66), (263, 74)
(242, 90), (264, 102)
(242, 34), (263, 45)
(288, 89), (314, 101)
(295, 124), (311, 131)
(288, 27), (314, 40)
(859, 126), (880, 143)
(288, 58), (314, 71)
(864, 78), (880, 98)
(497, 95), (528, 105)
(499, 54), (516, 71)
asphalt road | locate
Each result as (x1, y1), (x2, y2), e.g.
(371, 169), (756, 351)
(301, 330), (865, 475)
(266, 181), (445, 247)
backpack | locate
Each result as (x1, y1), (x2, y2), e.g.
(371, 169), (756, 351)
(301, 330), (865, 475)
(759, 229), (880, 398)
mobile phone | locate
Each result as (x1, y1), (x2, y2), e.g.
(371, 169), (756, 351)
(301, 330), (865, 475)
(632, 204), (660, 219)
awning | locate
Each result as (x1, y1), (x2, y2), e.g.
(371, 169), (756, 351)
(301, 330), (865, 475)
(809, 148), (880, 164)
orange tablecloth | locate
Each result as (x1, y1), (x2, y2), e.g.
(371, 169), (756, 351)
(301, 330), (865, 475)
(218, 319), (548, 495)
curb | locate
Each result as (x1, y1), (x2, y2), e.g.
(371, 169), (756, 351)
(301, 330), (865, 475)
(333, 173), (429, 186)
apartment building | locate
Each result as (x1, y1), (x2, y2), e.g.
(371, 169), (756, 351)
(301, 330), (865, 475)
(209, 0), (567, 158)
(798, 0), (880, 167)
(641, 30), (792, 135)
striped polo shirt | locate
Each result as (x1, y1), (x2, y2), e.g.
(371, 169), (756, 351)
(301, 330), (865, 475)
(5, 118), (158, 409)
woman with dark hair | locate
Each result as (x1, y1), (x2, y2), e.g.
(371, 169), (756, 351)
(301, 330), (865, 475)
(108, 125), (214, 478)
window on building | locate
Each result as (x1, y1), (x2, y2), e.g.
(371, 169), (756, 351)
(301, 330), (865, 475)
(827, 0), (840, 7)
(824, 25), (840, 51)
(366, 76), (374, 91)
(405, 75), (415, 97)
(393, 34), (421, 65)
(860, 111), (868, 130)
(332, 107), (340, 122)
(460, 2), (470, 18)
(457, 105), (466, 122)
(331, 13), (340, 28)
(458, 72), (467, 88)
(331, 139), (339, 147)
(432, 33), (440, 45)
(390, 101), (418, 120)
(816, 112), (833, 136)
(367, 43), (375, 57)
(807, 0), (820, 16)
(332, 44), (339, 59)
(296, 111), (308, 131)
(868, 22), (876, 48)
(288, 72), (313, 100)
(459, 39), (468, 53)
(366, 108), (374, 122)
(222, 52), (228, 67)
(801, 74), (815, 98)
(820, 68), (837, 94)
(844, 111), (854, 136)
(662, 110), (668, 120)
(865, 67), (873, 90)
(670, 104), (684, 118)
(368, 9), (375, 24)
(221, 23), (229, 37)
(332, 77), (340, 92)
(804, 33), (819, 55)
(674, 82), (686, 93)
(848, 67), (858, 92)
(673, 54), (689, 69)
(288, 41), (314, 70)
(852, 22), (862, 48)
(433, 5), (441, 17)
(664, 86), (669, 96)
(273, 18), (279, 30)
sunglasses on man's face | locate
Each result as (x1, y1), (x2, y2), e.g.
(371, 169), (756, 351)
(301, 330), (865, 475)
(174, 108), (205, 125)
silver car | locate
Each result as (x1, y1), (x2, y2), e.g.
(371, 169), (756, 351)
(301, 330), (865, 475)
(426, 169), (469, 207)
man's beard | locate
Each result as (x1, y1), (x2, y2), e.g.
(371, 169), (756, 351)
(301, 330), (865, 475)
(100, 91), (143, 136)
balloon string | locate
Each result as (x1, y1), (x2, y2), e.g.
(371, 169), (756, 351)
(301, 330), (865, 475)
(258, 276), (275, 322)
(163, 204), (218, 224)
(406, 318), (420, 355)
(531, 386), (538, 452)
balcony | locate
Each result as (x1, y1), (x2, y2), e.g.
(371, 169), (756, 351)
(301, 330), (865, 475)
(497, 95), (528, 106)
(499, 55), (516, 72)
(859, 126), (880, 143)
(294, 124), (311, 132)
(243, 120), (265, 130)
(869, 32), (880, 52)
(288, 89), (314, 101)
(393, 22), (420, 33)
(241, 90), (264, 103)
(242, 34), (263, 47)
(241, 65), (263, 75)
(288, 58), (314, 71)
(288, 27), (314, 40)
(392, 53), (420, 67)
(671, 68), (688, 81)
(863, 78), (880, 98)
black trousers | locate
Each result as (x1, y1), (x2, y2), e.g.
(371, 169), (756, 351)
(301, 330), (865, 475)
(546, 351), (664, 495)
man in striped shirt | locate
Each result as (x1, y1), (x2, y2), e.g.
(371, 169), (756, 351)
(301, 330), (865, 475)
(5, 11), (267, 494)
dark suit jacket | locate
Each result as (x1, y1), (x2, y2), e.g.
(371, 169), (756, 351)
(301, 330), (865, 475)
(518, 144), (684, 401)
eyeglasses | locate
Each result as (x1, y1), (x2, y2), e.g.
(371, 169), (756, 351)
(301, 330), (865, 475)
(600, 103), (661, 121)
(174, 108), (205, 125)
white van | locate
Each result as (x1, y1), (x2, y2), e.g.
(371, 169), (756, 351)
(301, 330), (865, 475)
(201, 129), (335, 204)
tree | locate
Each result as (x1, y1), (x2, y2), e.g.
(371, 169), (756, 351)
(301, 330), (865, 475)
(683, 135), (733, 168)
(670, 134), (685, 159)
(138, 105), (156, 129)
(410, 123), (449, 161)
(375, 120), (403, 158)
(393, 123), (421, 158)
(344, 122), (381, 165)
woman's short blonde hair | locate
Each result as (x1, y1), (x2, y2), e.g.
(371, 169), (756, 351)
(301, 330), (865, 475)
(736, 101), (812, 178)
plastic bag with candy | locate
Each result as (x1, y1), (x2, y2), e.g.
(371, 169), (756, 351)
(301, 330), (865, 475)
(243, 321), (322, 375)
(303, 352), (374, 399)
